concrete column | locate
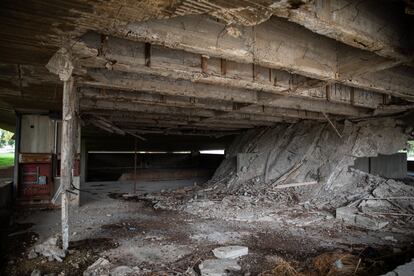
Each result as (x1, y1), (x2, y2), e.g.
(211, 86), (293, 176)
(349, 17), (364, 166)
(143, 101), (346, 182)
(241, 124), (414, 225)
(61, 77), (77, 250)
(46, 47), (76, 251)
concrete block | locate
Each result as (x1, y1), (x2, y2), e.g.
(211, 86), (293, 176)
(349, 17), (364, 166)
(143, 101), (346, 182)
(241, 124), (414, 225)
(354, 214), (389, 231)
(353, 153), (407, 179)
(199, 259), (241, 276)
(370, 153), (407, 179)
(212, 246), (248, 259)
(353, 157), (369, 172)
(336, 206), (357, 224)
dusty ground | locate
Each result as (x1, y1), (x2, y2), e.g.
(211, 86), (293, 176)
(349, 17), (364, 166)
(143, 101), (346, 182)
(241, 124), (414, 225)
(2, 180), (414, 276)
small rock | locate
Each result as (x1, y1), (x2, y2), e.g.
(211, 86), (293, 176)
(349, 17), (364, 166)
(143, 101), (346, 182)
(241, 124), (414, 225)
(199, 259), (241, 276)
(212, 246), (248, 259)
(185, 267), (197, 276)
(335, 259), (344, 269)
(28, 249), (38, 259)
(31, 269), (41, 276)
(383, 236), (398, 242)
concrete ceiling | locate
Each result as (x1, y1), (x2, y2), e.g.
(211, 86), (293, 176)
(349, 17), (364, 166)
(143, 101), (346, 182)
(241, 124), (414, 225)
(0, 0), (413, 136)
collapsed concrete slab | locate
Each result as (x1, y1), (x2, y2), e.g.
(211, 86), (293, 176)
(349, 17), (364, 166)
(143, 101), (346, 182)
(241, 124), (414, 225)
(212, 118), (409, 207)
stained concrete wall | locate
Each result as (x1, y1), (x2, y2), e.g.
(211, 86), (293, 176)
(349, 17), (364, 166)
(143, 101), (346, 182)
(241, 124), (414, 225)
(20, 115), (55, 153)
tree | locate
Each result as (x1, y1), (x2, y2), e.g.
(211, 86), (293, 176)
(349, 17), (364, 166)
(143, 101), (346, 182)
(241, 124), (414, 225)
(0, 129), (14, 148)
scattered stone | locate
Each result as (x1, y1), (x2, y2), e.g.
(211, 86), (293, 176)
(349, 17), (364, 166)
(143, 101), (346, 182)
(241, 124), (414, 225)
(28, 249), (38, 259)
(212, 246), (248, 259)
(199, 259), (241, 276)
(31, 269), (41, 276)
(383, 236), (398, 242)
(83, 257), (111, 276)
(185, 267), (197, 276)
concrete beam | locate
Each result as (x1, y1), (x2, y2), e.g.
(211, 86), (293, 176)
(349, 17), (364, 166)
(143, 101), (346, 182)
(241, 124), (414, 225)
(77, 33), (384, 110)
(346, 66), (414, 101)
(104, 15), (414, 99)
(80, 98), (297, 124)
(275, 0), (412, 60)
(80, 69), (371, 117)
(79, 87), (326, 121)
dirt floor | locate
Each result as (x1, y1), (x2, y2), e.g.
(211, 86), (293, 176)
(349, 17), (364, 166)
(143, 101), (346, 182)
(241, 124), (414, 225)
(2, 180), (414, 276)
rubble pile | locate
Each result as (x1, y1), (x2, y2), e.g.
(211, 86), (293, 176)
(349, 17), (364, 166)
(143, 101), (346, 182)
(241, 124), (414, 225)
(82, 257), (141, 276)
(146, 118), (414, 230)
(336, 177), (414, 231)
(211, 118), (408, 203)
(28, 236), (66, 262)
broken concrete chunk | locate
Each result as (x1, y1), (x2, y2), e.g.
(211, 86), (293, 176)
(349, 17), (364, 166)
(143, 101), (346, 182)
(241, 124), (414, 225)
(110, 266), (134, 276)
(28, 249), (38, 259)
(336, 206), (358, 223)
(31, 269), (41, 276)
(83, 257), (111, 276)
(33, 236), (66, 262)
(355, 214), (389, 231)
(336, 206), (389, 231)
(199, 259), (241, 276)
(381, 258), (414, 276)
(212, 246), (248, 259)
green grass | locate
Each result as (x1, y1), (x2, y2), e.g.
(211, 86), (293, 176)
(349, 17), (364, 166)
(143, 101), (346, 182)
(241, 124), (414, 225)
(0, 152), (14, 168)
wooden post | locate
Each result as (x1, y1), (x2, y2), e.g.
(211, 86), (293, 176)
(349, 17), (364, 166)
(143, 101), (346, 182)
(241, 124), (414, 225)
(46, 47), (76, 251)
(61, 77), (77, 250)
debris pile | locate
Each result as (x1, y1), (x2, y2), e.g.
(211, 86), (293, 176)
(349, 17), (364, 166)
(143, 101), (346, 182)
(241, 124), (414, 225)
(83, 257), (141, 276)
(211, 118), (408, 203)
(336, 177), (414, 231)
(144, 118), (414, 231)
(28, 236), (66, 262)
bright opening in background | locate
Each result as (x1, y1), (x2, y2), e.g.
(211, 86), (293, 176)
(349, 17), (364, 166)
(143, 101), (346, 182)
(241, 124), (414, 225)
(199, 149), (225, 155)
(0, 128), (15, 168)
(408, 141), (414, 161)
